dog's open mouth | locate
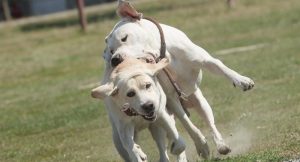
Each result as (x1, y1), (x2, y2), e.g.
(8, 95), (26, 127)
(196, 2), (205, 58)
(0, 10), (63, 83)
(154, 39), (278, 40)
(142, 111), (157, 122)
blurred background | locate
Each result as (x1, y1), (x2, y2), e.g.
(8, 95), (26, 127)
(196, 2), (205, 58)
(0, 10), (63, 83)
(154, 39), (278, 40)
(0, 0), (114, 20)
(0, 0), (299, 161)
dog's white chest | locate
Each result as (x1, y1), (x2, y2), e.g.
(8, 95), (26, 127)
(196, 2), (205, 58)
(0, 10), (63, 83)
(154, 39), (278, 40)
(132, 117), (150, 130)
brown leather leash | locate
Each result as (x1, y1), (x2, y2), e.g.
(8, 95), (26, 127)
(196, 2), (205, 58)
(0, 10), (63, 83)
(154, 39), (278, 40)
(143, 17), (166, 62)
(143, 17), (191, 117)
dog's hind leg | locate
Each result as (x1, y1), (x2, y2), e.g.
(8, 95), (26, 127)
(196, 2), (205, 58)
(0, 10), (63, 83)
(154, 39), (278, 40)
(167, 97), (210, 159)
(149, 125), (169, 162)
(189, 88), (231, 155)
(189, 44), (254, 91)
(165, 27), (254, 91)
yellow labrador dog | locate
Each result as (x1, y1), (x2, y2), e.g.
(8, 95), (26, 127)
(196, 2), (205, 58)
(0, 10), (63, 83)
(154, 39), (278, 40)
(92, 58), (187, 162)
(101, 0), (255, 158)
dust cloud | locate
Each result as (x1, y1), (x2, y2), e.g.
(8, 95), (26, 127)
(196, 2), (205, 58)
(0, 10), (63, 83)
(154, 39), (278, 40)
(225, 126), (254, 156)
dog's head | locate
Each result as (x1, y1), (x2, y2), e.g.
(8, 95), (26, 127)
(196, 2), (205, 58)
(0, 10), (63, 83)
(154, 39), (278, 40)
(103, 0), (160, 67)
(91, 58), (169, 122)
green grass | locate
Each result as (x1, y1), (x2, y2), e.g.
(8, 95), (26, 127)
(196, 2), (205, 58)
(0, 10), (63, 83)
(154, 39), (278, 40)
(0, 0), (299, 161)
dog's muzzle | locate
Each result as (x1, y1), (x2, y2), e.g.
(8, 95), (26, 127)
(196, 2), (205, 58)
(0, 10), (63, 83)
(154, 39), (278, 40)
(121, 103), (157, 122)
(141, 101), (155, 113)
(142, 111), (157, 122)
(111, 54), (124, 67)
(141, 101), (157, 121)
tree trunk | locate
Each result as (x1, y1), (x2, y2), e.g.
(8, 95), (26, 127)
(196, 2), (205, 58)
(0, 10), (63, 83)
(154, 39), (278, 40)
(76, 0), (87, 32)
(2, 0), (12, 21)
(227, 0), (235, 8)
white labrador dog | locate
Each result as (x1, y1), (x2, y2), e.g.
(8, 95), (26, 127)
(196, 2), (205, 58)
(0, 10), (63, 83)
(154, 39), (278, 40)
(101, 0), (255, 158)
(92, 58), (187, 162)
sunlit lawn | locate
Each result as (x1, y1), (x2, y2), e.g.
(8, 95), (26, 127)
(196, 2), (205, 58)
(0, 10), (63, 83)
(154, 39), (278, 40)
(0, 0), (299, 161)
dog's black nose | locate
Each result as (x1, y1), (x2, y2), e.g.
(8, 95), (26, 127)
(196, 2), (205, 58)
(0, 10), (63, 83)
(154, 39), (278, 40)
(111, 54), (123, 67)
(141, 102), (155, 113)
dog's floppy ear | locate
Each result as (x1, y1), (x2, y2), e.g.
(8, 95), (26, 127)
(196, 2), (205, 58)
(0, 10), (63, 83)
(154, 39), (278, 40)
(117, 0), (142, 20)
(149, 58), (169, 76)
(91, 82), (118, 99)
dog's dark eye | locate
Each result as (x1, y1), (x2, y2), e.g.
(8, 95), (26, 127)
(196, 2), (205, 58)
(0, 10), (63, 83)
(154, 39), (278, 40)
(121, 35), (128, 42)
(110, 49), (114, 54)
(127, 91), (135, 97)
(146, 83), (151, 89)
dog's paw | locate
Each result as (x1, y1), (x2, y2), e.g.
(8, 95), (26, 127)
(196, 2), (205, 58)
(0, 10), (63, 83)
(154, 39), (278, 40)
(195, 137), (210, 159)
(170, 137), (186, 155)
(177, 151), (188, 162)
(133, 144), (147, 162)
(233, 75), (254, 91)
(217, 143), (231, 155)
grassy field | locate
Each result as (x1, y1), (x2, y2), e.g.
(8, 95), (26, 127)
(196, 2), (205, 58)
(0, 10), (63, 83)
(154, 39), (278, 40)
(0, 0), (299, 161)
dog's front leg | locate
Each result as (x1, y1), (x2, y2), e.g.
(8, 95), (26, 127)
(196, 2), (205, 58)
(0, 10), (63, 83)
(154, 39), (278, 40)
(111, 120), (131, 161)
(189, 88), (231, 155)
(149, 124), (169, 162)
(167, 97), (210, 159)
(117, 123), (147, 162)
(156, 111), (186, 156)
